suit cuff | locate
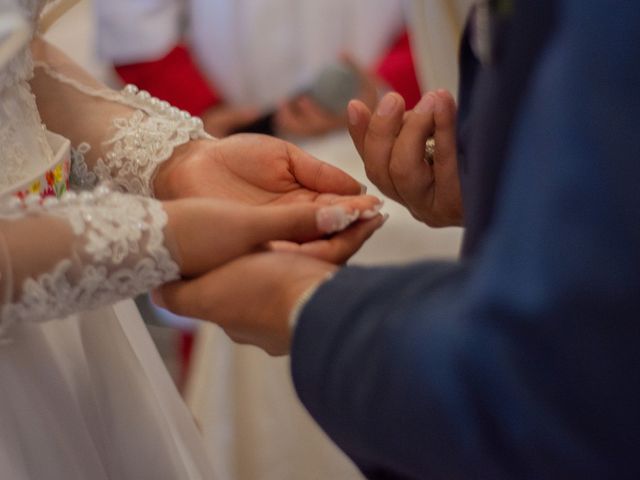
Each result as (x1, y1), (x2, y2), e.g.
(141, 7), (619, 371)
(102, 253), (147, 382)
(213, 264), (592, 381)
(288, 272), (335, 331)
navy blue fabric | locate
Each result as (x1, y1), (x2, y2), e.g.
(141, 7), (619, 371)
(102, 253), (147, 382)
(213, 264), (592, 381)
(291, 1), (640, 478)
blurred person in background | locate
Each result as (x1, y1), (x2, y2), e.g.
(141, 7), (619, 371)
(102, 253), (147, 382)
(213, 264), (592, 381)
(94, 0), (421, 138)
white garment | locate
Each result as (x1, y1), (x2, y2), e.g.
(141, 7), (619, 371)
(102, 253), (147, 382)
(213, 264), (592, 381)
(406, 0), (475, 96)
(0, 0), (29, 68)
(95, 0), (406, 108)
(0, 1), (217, 478)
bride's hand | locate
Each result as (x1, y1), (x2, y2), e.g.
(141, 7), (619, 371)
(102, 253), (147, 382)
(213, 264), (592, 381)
(153, 134), (365, 206)
(163, 195), (385, 278)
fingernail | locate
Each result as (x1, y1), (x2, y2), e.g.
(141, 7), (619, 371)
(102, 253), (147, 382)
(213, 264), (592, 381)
(359, 183), (368, 194)
(360, 200), (385, 220)
(348, 102), (359, 126)
(151, 290), (167, 309)
(413, 93), (436, 114)
(376, 93), (399, 117)
(317, 206), (360, 234)
(381, 213), (390, 224)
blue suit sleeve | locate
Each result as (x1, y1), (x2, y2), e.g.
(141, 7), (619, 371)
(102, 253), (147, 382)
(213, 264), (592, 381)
(291, 2), (640, 479)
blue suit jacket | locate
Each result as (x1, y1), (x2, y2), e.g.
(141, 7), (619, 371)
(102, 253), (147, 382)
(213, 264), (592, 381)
(291, 1), (640, 478)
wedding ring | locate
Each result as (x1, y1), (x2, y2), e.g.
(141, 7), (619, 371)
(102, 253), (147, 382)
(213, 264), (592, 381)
(424, 138), (436, 166)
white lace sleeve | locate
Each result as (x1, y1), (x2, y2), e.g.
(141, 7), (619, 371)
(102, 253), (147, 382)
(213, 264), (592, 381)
(0, 187), (179, 339)
(29, 38), (212, 198)
(62, 82), (210, 196)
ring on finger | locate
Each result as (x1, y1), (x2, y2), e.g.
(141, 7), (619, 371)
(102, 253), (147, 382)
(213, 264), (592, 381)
(424, 138), (436, 166)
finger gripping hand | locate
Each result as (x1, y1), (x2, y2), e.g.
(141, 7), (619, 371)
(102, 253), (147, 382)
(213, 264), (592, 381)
(154, 252), (337, 356)
(165, 196), (383, 278)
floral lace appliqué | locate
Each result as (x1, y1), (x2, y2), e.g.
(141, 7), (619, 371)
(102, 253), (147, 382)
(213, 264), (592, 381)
(0, 187), (179, 337)
(29, 70), (212, 197)
(92, 105), (205, 196)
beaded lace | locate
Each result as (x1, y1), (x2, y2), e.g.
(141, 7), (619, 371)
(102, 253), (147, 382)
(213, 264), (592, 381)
(33, 62), (211, 196)
(0, 188), (180, 338)
(0, 0), (209, 335)
(67, 83), (210, 196)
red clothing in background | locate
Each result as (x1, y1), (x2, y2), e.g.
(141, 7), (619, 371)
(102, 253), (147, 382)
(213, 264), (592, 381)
(115, 31), (422, 115)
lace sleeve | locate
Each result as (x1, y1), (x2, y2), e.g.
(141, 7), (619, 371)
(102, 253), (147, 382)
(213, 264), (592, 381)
(29, 38), (212, 197)
(0, 187), (179, 339)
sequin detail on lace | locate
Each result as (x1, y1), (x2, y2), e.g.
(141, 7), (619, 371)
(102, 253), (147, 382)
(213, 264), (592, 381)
(93, 106), (204, 196)
(0, 187), (179, 337)
(91, 85), (210, 197)
(30, 66), (211, 197)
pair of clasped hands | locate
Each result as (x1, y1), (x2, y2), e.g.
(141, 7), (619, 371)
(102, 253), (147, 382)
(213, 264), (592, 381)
(153, 89), (463, 355)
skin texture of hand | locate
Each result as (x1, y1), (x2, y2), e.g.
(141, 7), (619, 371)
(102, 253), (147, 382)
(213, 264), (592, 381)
(348, 89), (464, 227)
(201, 104), (261, 137)
(154, 133), (365, 205)
(155, 249), (357, 356)
(274, 57), (381, 138)
(154, 133), (384, 265)
(163, 195), (385, 277)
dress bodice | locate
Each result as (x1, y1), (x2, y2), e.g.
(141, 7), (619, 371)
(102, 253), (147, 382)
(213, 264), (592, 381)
(0, 0), (209, 332)
(0, 0), (56, 196)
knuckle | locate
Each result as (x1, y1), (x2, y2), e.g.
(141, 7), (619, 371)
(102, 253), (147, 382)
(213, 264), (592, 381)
(388, 161), (407, 182)
(363, 163), (384, 186)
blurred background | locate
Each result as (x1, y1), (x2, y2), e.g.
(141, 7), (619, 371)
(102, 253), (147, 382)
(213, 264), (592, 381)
(44, 1), (469, 478)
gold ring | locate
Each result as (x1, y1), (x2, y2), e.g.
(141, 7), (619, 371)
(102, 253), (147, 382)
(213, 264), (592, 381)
(424, 138), (436, 166)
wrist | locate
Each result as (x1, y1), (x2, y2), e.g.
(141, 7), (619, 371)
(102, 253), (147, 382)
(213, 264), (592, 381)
(153, 139), (215, 200)
(162, 198), (224, 278)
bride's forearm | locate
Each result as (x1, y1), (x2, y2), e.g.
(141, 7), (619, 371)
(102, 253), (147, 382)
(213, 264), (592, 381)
(30, 38), (135, 152)
(29, 37), (210, 197)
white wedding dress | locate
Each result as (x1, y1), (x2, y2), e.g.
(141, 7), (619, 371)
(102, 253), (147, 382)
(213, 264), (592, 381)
(0, 1), (217, 478)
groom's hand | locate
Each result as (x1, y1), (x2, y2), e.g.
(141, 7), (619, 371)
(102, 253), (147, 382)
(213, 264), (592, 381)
(155, 250), (340, 356)
(154, 134), (364, 205)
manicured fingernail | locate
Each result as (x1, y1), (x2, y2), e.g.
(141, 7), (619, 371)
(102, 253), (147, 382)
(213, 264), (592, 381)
(317, 206), (360, 234)
(360, 200), (385, 220)
(376, 93), (400, 116)
(151, 290), (167, 309)
(413, 93), (436, 114)
(348, 102), (359, 126)
(359, 183), (368, 194)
